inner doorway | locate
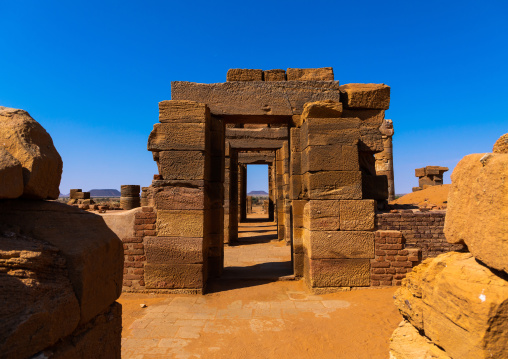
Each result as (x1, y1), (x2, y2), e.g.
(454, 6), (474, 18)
(222, 163), (292, 280)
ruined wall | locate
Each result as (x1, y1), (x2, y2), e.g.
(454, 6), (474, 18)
(375, 211), (464, 259)
(0, 107), (122, 358)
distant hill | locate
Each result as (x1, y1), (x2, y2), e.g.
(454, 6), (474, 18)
(248, 190), (268, 196)
(89, 189), (121, 197)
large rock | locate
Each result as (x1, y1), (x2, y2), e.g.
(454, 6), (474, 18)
(0, 107), (62, 199)
(394, 252), (508, 359)
(0, 231), (80, 359)
(493, 133), (508, 153)
(0, 200), (124, 324)
(389, 321), (450, 359)
(0, 147), (23, 198)
(444, 152), (508, 273)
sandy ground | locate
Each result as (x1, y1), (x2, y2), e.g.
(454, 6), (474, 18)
(120, 282), (401, 359)
(392, 184), (450, 207)
(119, 206), (402, 358)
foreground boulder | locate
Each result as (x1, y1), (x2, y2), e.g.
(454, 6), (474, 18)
(0, 106), (62, 199)
(0, 147), (23, 198)
(444, 150), (508, 273)
(0, 232), (80, 359)
(393, 252), (508, 359)
(0, 200), (124, 358)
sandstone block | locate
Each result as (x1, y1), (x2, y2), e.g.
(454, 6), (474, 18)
(414, 168), (426, 177)
(159, 100), (210, 123)
(302, 200), (340, 231)
(301, 117), (361, 149)
(0, 106), (62, 199)
(171, 81), (342, 116)
(302, 144), (359, 172)
(148, 123), (208, 152)
(389, 320), (451, 359)
(227, 68), (263, 81)
(145, 236), (203, 264)
(264, 69), (286, 81)
(339, 200), (375, 230)
(287, 67), (334, 81)
(144, 263), (203, 289)
(158, 151), (209, 180)
(301, 100), (343, 120)
(157, 210), (204, 237)
(304, 230), (375, 259)
(0, 147), (23, 199)
(394, 252), (508, 359)
(303, 171), (362, 199)
(154, 186), (206, 210)
(444, 153), (508, 273)
(493, 133), (508, 153)
(305, 257), (370, 287)
(0, 232), (80, 359)
(0, 200), (124, 325)
(339, 83), (390, 109)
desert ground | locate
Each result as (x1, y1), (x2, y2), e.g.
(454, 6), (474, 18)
(120, 207), (402, 359)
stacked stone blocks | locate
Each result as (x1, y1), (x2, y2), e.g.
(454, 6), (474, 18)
(146, 99), (224, 292)
(413, 165), (448, 192)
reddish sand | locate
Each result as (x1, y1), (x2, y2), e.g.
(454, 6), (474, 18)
(120, 282), (402, 359)
(392, 184), (450, 207)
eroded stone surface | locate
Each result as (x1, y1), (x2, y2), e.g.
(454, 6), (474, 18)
(0, 106), (62, 199)
(394, 252), (508, 359)
(0, 147), (23, 199)
(444, 153), (508, 273)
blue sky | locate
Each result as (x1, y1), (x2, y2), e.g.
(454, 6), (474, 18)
(1, 1), (507, 194)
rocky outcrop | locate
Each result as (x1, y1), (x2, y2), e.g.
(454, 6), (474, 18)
(393, 252), (508, 359)
(0, 200), (124, 358)
(391, 134), (508, 359)
(444, 151), (508, 274)
(0, 106), (62, 199)
(0, 147), (23, 198)
(0, 232), (80, 359)
(0, 108), (123, 358)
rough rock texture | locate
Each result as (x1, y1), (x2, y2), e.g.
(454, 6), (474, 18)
(0, 200), (124, 324)
(394, 252), (508, 359)
(286, 67), (334, 81)
(0, 147), (23, 198)
(43, 302), (122, 359)
(389, 321), (450, 359)
(0, 106), (63, 199)
(171, 81), (342, 116)
(0, 232), (80, 359)
(339, 84), (390, 109)
(444, 153), (508, 273)
(301, 100), (343, 121)
(226, 69), (263, 81)
(493, 133), (508, 153)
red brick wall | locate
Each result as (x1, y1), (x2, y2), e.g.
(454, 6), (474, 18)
(122, 207), (155, 291)
(375, 211), (464, 260)
(371, 230), (421, 286)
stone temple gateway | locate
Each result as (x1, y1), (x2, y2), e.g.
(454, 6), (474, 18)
(144, 67), (395, 293)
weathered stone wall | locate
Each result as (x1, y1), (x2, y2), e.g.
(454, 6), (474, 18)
(375, 211), (464, 259)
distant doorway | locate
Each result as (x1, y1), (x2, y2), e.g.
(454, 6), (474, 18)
(246, 164), (269, 220)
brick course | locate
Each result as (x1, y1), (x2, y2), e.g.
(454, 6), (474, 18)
(375, 211), (464, 259)
(122, 207), (153, 291)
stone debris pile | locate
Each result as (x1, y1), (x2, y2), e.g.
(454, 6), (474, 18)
(390, 133), (508, 359)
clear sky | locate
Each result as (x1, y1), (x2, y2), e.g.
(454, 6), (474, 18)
(1, 1), (507, 195)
